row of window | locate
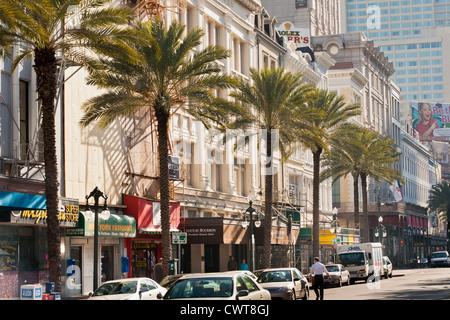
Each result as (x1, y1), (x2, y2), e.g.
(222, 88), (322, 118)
(395, 59), (442, 68)
(394, 67), (442, 75)
(402, 92), (444, 99)
(347, 0), (450, 6)
(381, 42), (442, 50)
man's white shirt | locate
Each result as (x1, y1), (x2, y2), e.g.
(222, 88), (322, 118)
(310, 262), (328, 276)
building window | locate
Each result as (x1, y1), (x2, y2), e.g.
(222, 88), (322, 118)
(19, 80), (32, 161)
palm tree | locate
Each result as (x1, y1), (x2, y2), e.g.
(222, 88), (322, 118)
(336, 129), (403, 242)
(320, 125), (366, 231)
(302, 89), (360, 258)
(428, 181), (450, 246)
(79, 19), (239, 277)
(0, 0), (137, 291)
(230, 67), (316, 268)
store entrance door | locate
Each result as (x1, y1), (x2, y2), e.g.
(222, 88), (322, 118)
(132, 242), (157, 279)
(101, 246), (114, 283)
(205, 244), (219, 273)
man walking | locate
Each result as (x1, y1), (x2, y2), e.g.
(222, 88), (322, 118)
(309, 257), (328, 300)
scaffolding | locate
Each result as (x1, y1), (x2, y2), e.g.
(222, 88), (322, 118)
(126, 0), (187, 20)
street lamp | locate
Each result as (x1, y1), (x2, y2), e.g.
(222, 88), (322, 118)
(85, 187), (110, 291)
(376, 195), (392, 243)
(242, 192), (260, 271)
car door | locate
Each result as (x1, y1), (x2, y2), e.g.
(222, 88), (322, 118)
(143, 279), (163, 300)
(239, 275), (265, 300)
(292, 269), (304, 297)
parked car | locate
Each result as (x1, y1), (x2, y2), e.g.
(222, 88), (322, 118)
(159, 274), (185, 289)
(87, 278), (166, 300)
(163, 271), (271, 300)
(324, 264), (351, 287)
(256, 267), (309, 300)
(382, 256), (393, 278)
(224, 270), (258, 280)
(430, 251), (450, 268)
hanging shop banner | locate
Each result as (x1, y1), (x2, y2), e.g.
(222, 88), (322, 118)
(66, 212), (136, 238)
(4, 198), (79, 227)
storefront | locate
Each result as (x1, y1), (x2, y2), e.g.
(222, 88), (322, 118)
(0, 189), (79, 299)
(122, 194), (180, 280)
(179, 217), (248, 273)
(65, 209), (136, 297)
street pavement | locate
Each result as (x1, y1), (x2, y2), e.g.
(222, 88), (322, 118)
(322, 267), (450, 300)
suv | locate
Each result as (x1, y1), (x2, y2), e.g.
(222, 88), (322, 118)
(430, 251), (450, 268)
(382, 256), (393, 279)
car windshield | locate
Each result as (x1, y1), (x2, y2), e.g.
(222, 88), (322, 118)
(326, 265), (339, 272)
(338, 252), (366, 266)
(92, 281), (137, 296)
(159, 275), (182, 288)
(432, 252), (447, 258)
(257, 270), (292, 283)
(165, 277), (233, 299)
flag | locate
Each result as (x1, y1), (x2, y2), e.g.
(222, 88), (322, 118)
(390, 180), (403, 202)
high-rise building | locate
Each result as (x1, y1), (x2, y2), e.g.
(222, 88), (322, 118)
(341, 0), (450, 102)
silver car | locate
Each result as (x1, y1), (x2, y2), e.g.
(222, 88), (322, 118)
(256, 268), (309, 300)
(163, 271), (271, 300)
(324, 264), (351, 287)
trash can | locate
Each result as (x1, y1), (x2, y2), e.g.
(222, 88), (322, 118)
(168, 259), (178, 275)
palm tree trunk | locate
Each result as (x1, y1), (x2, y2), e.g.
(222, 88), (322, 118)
(360, 173), (369, 242)
(33, 47), (61, 291)
(262, 129), (272, 269)
(156, 108), (172, 278)
(312, 147), (322, 258)
(352, 173), (360, 233)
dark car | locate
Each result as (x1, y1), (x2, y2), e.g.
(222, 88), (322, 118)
(256, 267), (309, 300)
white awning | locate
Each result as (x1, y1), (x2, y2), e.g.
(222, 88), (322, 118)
(139, 227), (180, 234)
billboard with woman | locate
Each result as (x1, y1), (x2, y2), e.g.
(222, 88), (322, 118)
(411, 101), (450, 139)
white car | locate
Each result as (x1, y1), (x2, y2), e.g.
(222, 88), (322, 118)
(163, 271), (271, 300)
(87, 278), (167, 300)
(324, 264), (351, 287)
(430, 251), (450, 268)
(382, 256), (393, 278)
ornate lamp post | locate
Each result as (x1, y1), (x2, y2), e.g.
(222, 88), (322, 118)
(84, 187), (110, 291)
(242, 192), (260, 271)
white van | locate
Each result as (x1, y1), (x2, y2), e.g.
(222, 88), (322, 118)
(337, 243), (383, 283)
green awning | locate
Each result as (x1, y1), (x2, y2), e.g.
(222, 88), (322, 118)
(298, 228), (312, 240)
(66, 212), (136, 238)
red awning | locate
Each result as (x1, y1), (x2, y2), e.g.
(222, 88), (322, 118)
(123, 194), (180, 234)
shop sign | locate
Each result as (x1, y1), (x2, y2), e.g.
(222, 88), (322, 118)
(172, 232), (187, 244)
(295, 0), (307, 8)
(66, 213), (136, 238)
(185, 226), (223, 244)
(169, 156), (180, 180)
(277, 22), (310, 48)
(8, 198), (79, 227)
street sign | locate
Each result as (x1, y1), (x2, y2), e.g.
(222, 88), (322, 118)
(332, 237), (341, 245)
(172, 232), (187, 244)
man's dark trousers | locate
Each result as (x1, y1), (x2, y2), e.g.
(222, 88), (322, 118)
(313, 275), (325, 300)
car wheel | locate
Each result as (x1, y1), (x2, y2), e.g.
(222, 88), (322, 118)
(346, 276), (351, 286)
